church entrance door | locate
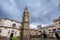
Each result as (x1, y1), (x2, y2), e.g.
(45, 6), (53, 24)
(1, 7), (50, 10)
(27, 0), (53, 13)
(10, 33), (14, 40)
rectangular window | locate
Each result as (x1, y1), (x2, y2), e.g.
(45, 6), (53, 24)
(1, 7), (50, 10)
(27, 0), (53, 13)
(58, 28), (60, 30)
(49, 30), (51, 31)
(52, 29), (56, 32)
(39, 31), (42, 32)
(59, 22), (60, 24)
(43, 30), (45, 32)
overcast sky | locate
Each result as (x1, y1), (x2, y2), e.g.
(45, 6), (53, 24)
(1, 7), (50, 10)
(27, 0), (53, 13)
(0, 0), (60, 29)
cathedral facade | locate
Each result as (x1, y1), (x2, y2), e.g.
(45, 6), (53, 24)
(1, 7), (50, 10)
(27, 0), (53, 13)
(0, 18), (21, 37)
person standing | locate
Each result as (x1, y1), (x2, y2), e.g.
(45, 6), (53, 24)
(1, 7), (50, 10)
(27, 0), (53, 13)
(13, 35), (17, 40)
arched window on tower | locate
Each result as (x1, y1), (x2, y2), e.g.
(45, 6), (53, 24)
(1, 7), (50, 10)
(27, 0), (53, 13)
(0, 29), (2, 33)
(0, 19), (1, 25)
(0, 29), (2, 36)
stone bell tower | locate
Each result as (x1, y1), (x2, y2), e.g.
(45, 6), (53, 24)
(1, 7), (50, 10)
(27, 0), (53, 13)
(22, 6), (29, 29)
(20, 6), (30, 40)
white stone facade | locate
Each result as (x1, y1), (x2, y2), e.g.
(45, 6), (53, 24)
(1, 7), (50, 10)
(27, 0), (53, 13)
(0, 18), (22, 37)
(37, 17), (60, 38)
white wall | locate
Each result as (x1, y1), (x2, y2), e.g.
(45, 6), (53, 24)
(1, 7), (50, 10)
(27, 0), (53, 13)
(0, 19), (21, 37)
(1, 27), (20, 37)
(3, 19), (21, 28)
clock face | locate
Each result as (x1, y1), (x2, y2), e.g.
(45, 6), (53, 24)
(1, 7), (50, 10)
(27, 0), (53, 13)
(25, 19), (28, 21)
